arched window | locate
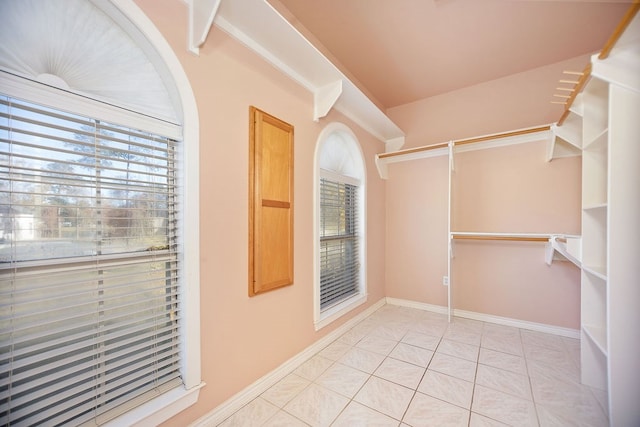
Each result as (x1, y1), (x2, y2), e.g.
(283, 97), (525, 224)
(314, 123), (366, 329)
(0, 0), (201, 425)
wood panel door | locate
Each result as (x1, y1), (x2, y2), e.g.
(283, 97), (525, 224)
(249, 106), (294, 296)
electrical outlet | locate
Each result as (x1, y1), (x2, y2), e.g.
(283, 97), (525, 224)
(442, 276), (449, 286)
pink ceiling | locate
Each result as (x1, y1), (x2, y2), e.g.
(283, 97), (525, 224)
(270, 0), (632, 109)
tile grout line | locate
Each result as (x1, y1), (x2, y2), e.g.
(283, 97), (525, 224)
(242, 306), (595, 427)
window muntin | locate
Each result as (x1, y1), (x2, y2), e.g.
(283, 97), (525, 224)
(0, 95), (182, 425)
(320, 178), (359, 310)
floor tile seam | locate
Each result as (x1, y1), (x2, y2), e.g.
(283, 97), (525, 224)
(350, 377), (411, 423)
(332, 358), (380, 377)
(336, 308), (581, 425)
(526, 376), (606, 412)
(469, 376), (478, 426)
(395, 355), (432, 425)
(533, 400), (609, 425)
(471, 385), (541, 427)
(474, 374), (535, 403)
(386, 351), (433, 369)
(522, 351), (541, 410)
(262, 375), (315, 409)
(477, 343), (542, 404)
(418, 377), (475, 411)
(312, 362), (371, 398)
(336, 393), (407, 425)
(403, 388), (474, 423)
(435, 347), (480, 363)
(397, 388), (420, 425)
(370, 367), (423, 392)
(320, 390), (352, 427)
(480, 332), (524, 346)
(236, 396), (279, 426)
(523, 359), (607, 420)
(282, 381), (352, 426)
(475, 381), (539, 409)
(430, 346), (479, 375)
(262, 406), (311, 427)
(522, 343), (573, 362)
(283, 311), (456, 423)
(468, 409), (514, 427)
(476, 359), (529, 380)
(524, 359), (585, 389)
(478, 342), (525, 358)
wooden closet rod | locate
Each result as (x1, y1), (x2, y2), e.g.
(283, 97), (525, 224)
(599, 3), (640, 60)
(378, 142), (449, 159)
(557, 63), (591, 126)
(452, 235), (550, 242)
(378, 125), (550, 160)
(454, 126), (550, 146)
(557, 3), (639, 125)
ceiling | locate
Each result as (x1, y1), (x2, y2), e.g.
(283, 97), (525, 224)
(269, 0), (632, 109)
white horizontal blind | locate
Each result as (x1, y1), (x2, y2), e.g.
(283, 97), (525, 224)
(319, 178), (359, 310)
(0, 95), (182, 425)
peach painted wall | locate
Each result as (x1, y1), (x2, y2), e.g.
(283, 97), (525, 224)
(133, 1), (387, 425)
(385, 64), (583, 329)
(387, 55), (592, 149)
(385, 156), (449, 306)
(451, 141), (581, 328)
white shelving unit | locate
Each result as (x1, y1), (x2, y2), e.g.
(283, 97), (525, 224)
(568, 9), (640, 425)
(580, 71), (609, 393)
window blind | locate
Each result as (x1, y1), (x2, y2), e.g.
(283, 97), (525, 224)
(319, 178), (359, 310)
(0, 95), (182, 425)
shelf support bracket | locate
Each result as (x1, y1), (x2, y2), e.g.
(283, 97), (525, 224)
(313, 80), (343, 121)
(188, 0), (222, 55)
(385, 136), (405, 153)
(375, 155), (388, 180)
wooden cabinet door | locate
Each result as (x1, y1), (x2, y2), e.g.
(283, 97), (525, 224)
(249, 106), (294, 296)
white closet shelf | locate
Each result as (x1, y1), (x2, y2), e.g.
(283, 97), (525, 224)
(546, 235), (582, 267)
(582, 202), (607, 212)
(547, 105), (583, 161)
(583, 127), (608, 151)
(376, 125), (551, 179)
(547, 65), (592, 162)
(583, 265), (608, 281)
(583, 324), (608, 356)
(206, 0), (405, 147)
(547, 122), (583, 161)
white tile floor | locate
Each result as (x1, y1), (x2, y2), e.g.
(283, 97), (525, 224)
(218, 305), (608, 427)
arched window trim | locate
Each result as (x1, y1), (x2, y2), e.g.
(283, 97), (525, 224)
(0, 0), (202, 425)
(314, 122), (367, 331)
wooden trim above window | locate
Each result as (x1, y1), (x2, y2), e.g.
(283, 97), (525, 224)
(248, 106), (294, 296)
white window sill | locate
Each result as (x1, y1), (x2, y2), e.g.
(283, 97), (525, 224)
(315, 294), (367, 331)
(105, 382), (205, 427)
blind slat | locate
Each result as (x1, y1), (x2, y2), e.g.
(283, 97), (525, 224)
(7, 366), (181, 427)
(1, 93), (183, 425)
(2, 334), (181, 403)
(0, 306), (180, 364)
(319, 178), (360, 311)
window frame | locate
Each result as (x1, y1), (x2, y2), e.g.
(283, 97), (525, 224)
(0, 0), (202, 421)
(314, 123), (366, 330)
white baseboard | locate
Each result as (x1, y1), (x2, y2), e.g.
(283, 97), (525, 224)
(191, 297), (386, 427)
(386, 297), (580, 339)
(385, 297), (449, 316)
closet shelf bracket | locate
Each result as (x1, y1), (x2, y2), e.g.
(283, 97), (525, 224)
(545, 235), (581, 267)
